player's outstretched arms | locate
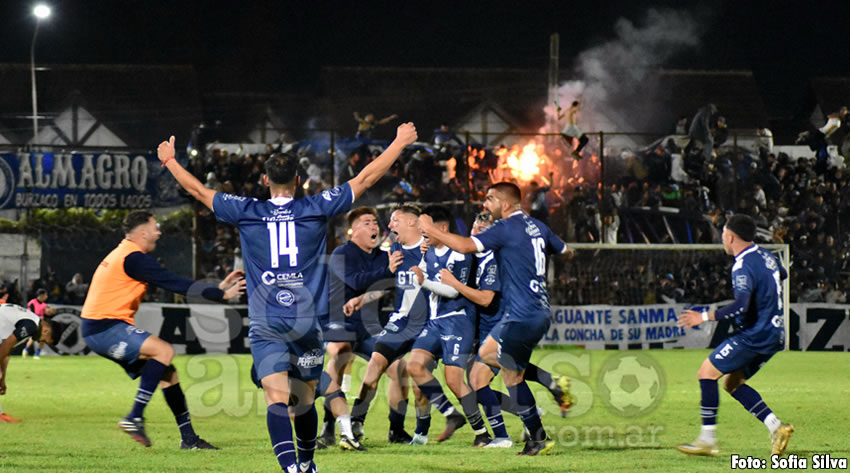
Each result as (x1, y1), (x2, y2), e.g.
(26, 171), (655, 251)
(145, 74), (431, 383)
(157, 136), (217, 210)
(349, 123), (417, 199)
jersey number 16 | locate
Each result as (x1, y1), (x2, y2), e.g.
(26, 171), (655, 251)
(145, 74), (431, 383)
(267, 222), (299, 268)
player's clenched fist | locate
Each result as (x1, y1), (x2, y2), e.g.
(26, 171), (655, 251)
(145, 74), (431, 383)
(396, 122), (417, 146)
(157, 135), (176, 163)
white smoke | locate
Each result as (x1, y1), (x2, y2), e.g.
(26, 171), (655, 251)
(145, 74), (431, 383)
(547, 8), (706, 137)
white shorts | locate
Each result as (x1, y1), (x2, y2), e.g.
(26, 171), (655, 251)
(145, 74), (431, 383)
(561, 125), (583, 138)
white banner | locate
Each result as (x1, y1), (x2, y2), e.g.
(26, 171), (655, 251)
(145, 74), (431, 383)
(545, 303), (850, 351)
(543, 303), (716, 350)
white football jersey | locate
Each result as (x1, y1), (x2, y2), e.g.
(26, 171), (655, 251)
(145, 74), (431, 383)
(0, 304), (40, 341)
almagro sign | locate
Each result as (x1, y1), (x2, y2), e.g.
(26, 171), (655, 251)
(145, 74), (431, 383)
(0, 152), (186, 209)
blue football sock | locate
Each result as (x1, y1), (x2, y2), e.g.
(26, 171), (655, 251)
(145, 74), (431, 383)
(418, 379), (455, 416)
(128, 359), (167, 419)
(731, 384), (772, 422)
(294, 404), (318, 467)
(415, 404), (431, 436)
(492, 389), (519, 416)
(459, 392), (487, 435)
(388, 399), (408, 432)
(700, 379), (718, 427)
(508, 381), (546, 442)
(476, 386), (508, 438)
(162, 383), (196, 440)
(524, 363), (554, 390)
(268, 403), (296, 470)
(351, 390), (375, 424)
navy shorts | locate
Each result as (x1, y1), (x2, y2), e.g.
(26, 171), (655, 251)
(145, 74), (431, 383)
(371, 314), (427, 364)
(476, 315), (504, 372)
(412, 315), (476, 367)
(249, 316), (325, 386)
(496, 316), (550, 372)
(709, 335), (780, 379)
(82, 319), (152, 379)
(321, 315), (378, 359)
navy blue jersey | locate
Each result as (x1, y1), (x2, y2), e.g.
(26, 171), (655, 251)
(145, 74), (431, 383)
(472, 211), (566, 323)
(387, 239), (429, 330)
(474, 250), (501, 319)
(213, 184), (354, 323)
(421, 246), (472, 319)
(725, 245), (787, 351)
(328, 241), (392, 323)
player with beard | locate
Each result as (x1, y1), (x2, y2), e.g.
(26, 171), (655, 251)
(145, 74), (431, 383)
(418, 182), (572, 455)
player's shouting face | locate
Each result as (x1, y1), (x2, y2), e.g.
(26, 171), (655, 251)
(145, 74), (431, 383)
(351, 214), (380, 250)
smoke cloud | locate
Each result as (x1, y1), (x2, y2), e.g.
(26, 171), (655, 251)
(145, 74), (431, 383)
(548, 8), (707, 140)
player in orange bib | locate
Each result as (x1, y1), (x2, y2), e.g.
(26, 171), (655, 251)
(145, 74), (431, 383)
(81, 211), (245, 449)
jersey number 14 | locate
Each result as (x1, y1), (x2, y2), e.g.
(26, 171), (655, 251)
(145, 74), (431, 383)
(267, 222), (299, 268)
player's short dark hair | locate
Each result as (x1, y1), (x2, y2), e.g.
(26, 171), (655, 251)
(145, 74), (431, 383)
(572, 100), (579, 107)
(264, 152), (299, 186)
(36, 288), (47, 297)
(347, 207), (377, 227)
(392, 204), (421, 217)
(725, 214), (756, 242)
(122, 211), (153, 234)
(423, 205), (451, 224)
(488, 182), (522, 204)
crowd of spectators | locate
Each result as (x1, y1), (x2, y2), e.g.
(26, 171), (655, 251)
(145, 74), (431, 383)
(178, 105), (850, 305)
(0, 267), (90, 306)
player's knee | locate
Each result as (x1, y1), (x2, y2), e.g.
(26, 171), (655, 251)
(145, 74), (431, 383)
(407, 359), (426, 378)
(161, 364), (178, 382)
(723, 376), (744, 394)
(156, 341), (175, 363)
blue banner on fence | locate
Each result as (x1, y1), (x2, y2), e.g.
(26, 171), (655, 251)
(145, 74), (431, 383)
(0, 152), (186, 209)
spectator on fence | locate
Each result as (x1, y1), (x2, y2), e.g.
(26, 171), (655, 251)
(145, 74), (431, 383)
(353, 112), (398, 139)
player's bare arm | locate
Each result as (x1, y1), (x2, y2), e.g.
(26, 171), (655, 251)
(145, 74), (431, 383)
(439, 268), (495, 307)
(157, 136), (217, 210)
(677, 309), (716, 328)
(349, 123), (417, 199)
(418, 214), (478, 254)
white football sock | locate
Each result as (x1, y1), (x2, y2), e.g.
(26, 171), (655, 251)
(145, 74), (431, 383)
(336, 414), (354, 438)
(764, 413), (781, 434)
(698, 425), (716, 443)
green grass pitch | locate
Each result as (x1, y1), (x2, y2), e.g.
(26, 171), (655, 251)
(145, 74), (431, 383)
(1, 348), (847, 472)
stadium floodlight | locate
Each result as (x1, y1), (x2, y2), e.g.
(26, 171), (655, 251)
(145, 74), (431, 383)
(31, 4), (52, 146)
(33, 4), (51, 19)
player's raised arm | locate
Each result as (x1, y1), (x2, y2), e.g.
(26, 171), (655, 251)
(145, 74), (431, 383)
(157, 136), (217, 210)
(348, 123), (417, 199)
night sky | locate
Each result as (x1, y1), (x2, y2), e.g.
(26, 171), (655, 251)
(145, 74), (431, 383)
(1, 0), (848, 115)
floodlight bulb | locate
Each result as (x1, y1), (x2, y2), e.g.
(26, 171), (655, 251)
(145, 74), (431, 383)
(33, 4), (51, 19)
